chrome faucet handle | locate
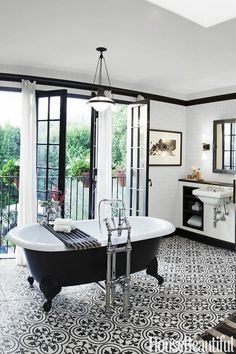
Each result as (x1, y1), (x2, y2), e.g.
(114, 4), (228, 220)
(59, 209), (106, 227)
(98, 199), (126, 234)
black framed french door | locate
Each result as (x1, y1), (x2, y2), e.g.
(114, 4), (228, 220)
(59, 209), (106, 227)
(127, 100), (150, 216)
(36, 90), (67, 214)
(88, 108), (98, 219)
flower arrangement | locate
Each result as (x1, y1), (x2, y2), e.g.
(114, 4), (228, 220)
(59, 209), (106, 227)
(40, 189), (64, 223)
(51, 189), (65, 207)
(187, 166), (203, 181)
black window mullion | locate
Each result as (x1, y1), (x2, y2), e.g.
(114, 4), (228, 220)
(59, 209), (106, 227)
(45, 97), (50, 201)
(36, 89), (67, 218)
(136, 106), (140, 216)
(222, 123), (225, 169)
(230, 123), (233, 169)
(58, 92), (67, 217)
(130, 108), (134, 215)
(89, 108), (98, 219)
(128, 100), (149, 217)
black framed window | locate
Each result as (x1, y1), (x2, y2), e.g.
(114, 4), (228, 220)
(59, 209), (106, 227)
(127, 101), (149, 216)
(36, 90), (67, 214)
(223, 122), (236, 170)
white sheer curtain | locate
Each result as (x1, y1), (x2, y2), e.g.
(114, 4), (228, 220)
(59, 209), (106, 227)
(96, 103), (112, 219)
(16, 80), (37, 265)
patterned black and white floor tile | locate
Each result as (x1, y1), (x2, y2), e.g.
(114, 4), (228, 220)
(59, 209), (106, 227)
(0, 236), (235, 354)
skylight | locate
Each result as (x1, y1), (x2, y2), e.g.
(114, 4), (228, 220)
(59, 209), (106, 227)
(145, 0), (236, 27)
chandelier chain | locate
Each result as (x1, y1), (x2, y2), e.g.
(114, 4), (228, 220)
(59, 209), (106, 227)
(92, 57), (100, 85)
(103, 58), (112, 88)
(98, 55), (103, 87)
(92, 51), (112, 88)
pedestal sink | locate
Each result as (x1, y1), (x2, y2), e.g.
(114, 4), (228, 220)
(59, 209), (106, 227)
(192, 186), (233, 206)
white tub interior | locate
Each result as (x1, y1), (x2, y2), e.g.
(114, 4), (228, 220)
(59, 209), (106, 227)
(7, 216), (175, 252)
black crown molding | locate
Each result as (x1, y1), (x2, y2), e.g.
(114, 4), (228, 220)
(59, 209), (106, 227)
(0, 72), (236, 107)
(186, 92), (236, 106)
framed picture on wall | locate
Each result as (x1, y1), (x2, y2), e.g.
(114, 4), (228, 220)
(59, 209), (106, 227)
(149, 129), (182, 166)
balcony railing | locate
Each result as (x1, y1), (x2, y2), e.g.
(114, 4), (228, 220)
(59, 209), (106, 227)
(0, 176), (19, 255)
(0, 175), (126, 255)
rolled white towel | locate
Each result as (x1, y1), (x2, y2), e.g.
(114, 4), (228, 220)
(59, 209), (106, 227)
(54, 218), (77, 230)
(187, 215), (202, 228)
(192, 202), (200, 211)
(54, 218), (72, 226)
(53, 225), (72, 233)
(70, 221), (78, 230)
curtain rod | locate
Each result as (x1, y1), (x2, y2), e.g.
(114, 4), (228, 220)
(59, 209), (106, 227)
(0, 72), (187, 106)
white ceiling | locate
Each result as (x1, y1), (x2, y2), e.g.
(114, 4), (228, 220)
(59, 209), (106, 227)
(0, 0), (236, 97)
(145, 0), (236, 28)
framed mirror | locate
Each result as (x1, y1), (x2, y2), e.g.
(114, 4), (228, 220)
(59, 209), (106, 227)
(213, 119), (236, 174)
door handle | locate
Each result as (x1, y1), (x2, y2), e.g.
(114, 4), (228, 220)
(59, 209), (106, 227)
(149, 179), (152, 187)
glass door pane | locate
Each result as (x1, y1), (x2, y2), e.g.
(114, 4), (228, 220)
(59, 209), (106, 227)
(127, 101), (149, 216)
(36, 90), (67, 218)
(64, 96), (93, 220)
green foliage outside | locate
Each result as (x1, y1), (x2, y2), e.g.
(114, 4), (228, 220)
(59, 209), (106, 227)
(0, 159), (19, 182)
(0, 104), (127, 184)
(70, 159), (90, 177)
(0, 124), (20, 170)
(0, 127), (20, 210)
(112, 105), (127, 172)
(0, 105), (128, 228)
(67, 126), (91, 162)
(66, 126), (91, 176)
(66, 104), (128, 176)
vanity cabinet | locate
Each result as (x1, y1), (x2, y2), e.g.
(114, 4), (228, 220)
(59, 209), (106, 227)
(178, 180), (235, 247)
(183, 186), (204, 231)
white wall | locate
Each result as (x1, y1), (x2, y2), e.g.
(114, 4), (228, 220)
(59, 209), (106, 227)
(185, 100), (236, 183)
(148, 99), (235, 238)
(148, 101), (186, 225)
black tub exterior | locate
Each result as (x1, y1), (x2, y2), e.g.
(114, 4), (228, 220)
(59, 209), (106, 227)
(25, 235), (165, 311)
(25, 237), (162, 285)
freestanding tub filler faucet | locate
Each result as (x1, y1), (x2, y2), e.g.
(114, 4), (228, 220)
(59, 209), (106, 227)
(99, 199), (132, 320)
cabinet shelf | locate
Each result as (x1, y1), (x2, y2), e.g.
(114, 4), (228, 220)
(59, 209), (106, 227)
(183, 186), (204, 231)
(183, 208), (202, 216)
(183, 221), (203, 231)
(184, 195), (197, 201)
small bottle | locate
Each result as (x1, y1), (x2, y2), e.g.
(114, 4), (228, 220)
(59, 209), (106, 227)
(191, 170), (196, 179)
(198, 169), (203, 180)
(195, 169), (200, 180)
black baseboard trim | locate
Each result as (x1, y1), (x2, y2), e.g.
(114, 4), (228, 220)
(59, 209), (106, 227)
(175, 227), (236, 251)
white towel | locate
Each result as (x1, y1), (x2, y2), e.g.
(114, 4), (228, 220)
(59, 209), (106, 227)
(70, 221), (78, 230)
(192, 202), (200, 211)
(53, 225), (72, 233)
(187, 215), (202, 228)
(54, 218), (76, 230)
(54, 218), (72, 226)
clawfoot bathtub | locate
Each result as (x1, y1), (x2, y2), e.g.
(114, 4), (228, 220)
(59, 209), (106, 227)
(7, 216), (175, 311)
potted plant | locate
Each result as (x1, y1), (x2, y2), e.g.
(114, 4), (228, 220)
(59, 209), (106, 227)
(70, 159), (90, 188)
(115, 165), (126, 187)
(0, 159), (20, 188)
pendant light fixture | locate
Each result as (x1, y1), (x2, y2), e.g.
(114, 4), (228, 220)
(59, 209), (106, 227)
(87, 47), (115, 112)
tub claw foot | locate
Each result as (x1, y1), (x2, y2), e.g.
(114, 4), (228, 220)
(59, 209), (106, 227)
(155, 274), (164, 285)
(39, 275), (61, 312)
(27, 276), (34, 287)
(146, 257), (164, 285)
(43, 300), (52, 312)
